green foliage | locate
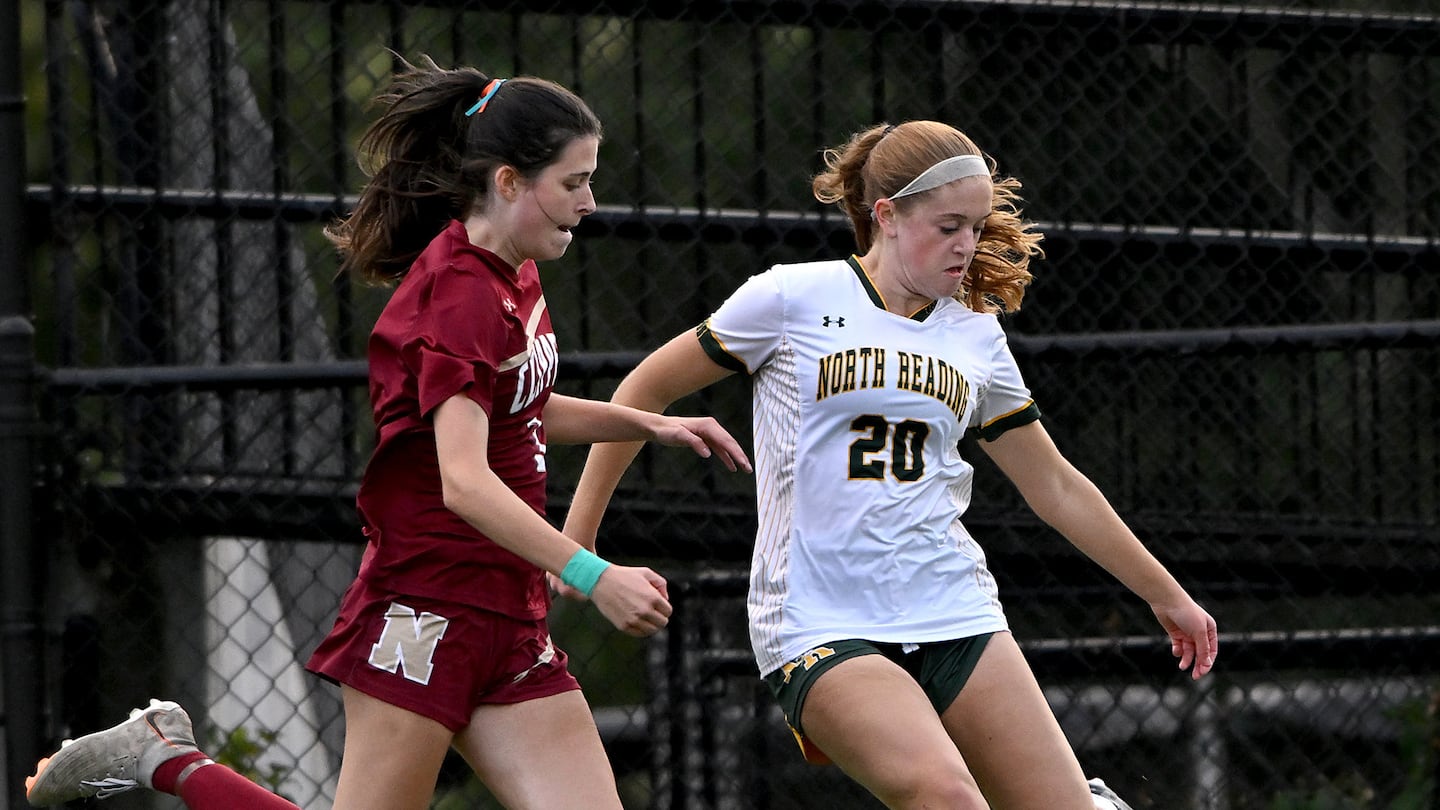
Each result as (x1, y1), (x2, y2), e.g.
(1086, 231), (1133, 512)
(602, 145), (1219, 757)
(1267, 692), (1438, 810)
(1390, 695), (1440, 808)
(208, 725), (295, 799)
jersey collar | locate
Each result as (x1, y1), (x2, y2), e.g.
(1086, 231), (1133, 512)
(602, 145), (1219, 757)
(847, 256), (937, 322)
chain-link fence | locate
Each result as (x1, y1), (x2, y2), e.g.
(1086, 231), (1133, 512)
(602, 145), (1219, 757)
(9, 0), (1440, 808)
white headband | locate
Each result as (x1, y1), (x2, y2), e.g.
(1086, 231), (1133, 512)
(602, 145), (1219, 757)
(888, 154), (989, 200)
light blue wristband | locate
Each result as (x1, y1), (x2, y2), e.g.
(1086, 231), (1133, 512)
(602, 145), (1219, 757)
(560, 548), (613, 597)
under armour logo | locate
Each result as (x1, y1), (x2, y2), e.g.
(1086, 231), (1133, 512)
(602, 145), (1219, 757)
(822, 315), (846, 327)
(502, 298), (517, 313)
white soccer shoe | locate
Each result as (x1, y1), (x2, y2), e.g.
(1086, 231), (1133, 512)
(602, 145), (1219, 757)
(1089, 777), (1136, 810)
(25, 699), (200, 805)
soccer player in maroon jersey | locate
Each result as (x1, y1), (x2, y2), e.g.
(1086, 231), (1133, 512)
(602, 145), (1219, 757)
(25, 55), (748, 810)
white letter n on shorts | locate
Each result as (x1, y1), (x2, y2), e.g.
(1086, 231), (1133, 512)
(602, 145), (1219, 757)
(368, 602), (449, 684)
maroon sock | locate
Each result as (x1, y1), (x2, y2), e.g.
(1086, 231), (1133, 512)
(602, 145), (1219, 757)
(176, 763), (302, 810)
(151, 752), (210, 794)
(152, 754), (302, 809)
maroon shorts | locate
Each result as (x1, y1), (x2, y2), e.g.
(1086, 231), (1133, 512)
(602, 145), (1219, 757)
(306, 578), (580, 732)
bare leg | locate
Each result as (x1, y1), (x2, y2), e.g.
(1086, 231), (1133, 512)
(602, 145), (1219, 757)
(799, 655), (987, 810)
(452, 690), (623, 810)
(942, 631), (1094, 810)
(331, 686), (453, 810)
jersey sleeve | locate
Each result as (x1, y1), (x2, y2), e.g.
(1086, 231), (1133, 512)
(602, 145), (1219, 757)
(971, 328), (1041, 441)
(406, 269), (506, 418)
(696, 268), (786, 375)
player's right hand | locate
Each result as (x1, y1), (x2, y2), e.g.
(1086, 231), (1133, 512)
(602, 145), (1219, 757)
(590, 565), (672, 637)
(1151, 598), (1218, 680)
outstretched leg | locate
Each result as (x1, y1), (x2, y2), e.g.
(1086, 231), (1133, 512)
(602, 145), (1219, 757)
(26, 699), (300, 809)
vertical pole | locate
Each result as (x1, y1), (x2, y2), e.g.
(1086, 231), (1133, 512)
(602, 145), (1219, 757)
(0, 1), (41, 808)
(0, 318), (38, 810)
(1189, 677), (1227, 810)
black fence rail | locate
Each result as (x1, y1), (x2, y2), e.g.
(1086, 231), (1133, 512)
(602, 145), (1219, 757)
(8, 0), (1440, 808)
(650, 571), (1440, 809)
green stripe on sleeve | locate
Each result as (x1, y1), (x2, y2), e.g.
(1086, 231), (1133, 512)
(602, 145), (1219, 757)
(695, 320), (750, 374)
(972, 401), (1042, 442)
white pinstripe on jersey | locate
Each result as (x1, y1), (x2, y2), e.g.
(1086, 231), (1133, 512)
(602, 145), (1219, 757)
(700, 257), (1039, 675)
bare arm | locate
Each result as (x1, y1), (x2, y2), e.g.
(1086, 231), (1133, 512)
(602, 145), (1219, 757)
(542, 393), (748, 473)
(433, 393), (672, 636)
(562, 331), (739, 549)
(981, 420), (1218, 679)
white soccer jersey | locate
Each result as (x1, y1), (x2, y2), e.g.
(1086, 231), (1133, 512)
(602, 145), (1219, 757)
(698, 257), (1042, 676)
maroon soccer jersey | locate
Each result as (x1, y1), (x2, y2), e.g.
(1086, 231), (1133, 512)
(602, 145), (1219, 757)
(354, 220), (559, 618)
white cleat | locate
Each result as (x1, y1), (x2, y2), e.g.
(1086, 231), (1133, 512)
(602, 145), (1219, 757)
(1089, 777), (1137, 810)
(25, 699), (200, 805)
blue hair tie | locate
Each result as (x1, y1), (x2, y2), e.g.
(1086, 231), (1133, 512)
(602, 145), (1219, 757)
(465, 78), (507, 117)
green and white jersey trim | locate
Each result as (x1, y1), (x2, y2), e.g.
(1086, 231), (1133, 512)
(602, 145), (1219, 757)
(699, 257), (1040, 676)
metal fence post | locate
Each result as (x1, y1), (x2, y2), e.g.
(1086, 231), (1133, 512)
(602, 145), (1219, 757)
(0, 1), (41, 807)
(0, 317), (39, 810)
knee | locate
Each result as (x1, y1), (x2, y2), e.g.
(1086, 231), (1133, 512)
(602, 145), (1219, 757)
(874, 768), (987, 810)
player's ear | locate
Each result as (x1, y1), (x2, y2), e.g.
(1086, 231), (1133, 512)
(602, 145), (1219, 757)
(872, 197), (899, 236)
(493, 164), (522, 202)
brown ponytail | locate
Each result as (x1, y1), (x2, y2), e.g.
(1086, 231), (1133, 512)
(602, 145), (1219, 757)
(326, 55), (602, 285)
(811, 121), (1044, 313)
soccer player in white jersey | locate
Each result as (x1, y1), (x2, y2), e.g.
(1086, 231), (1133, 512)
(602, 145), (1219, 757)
(565, 120), (1218, 809)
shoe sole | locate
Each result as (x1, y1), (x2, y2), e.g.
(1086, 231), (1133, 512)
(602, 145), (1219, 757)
(24, 700), (188, 805)
(24, 756), (52, 798)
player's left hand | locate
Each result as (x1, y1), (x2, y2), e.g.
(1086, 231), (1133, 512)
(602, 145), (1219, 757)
(650, 416), (752, 473)
(1152, 599), (1218, 680)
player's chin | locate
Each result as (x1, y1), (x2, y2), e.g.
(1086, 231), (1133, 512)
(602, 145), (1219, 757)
(933, 279), (964, 300)
(538, 233), (574, 261)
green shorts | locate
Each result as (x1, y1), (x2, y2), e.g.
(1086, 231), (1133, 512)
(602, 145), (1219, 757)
(761, 633), (995, 764)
